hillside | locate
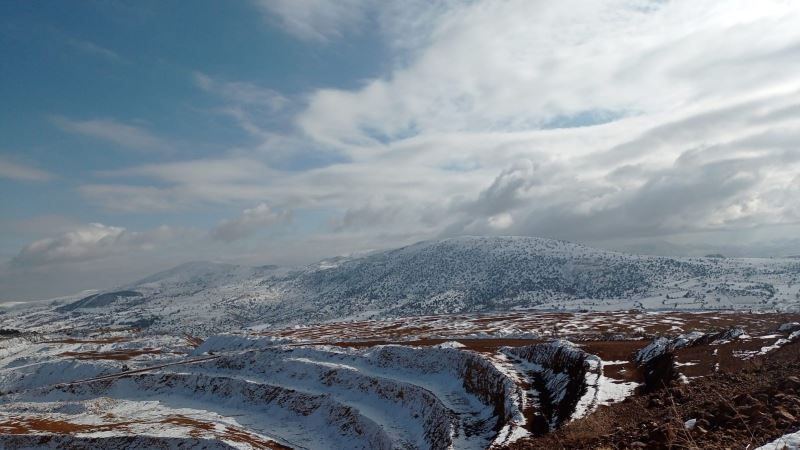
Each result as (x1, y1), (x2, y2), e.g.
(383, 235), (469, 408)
(6, 236), (800, 334)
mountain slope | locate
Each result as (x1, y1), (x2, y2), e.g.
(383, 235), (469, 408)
(12, 236), (800, 333)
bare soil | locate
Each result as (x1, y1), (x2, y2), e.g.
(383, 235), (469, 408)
(506, 341), (800, 449)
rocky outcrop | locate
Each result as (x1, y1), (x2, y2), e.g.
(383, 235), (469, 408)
(504, 340), (600, 430)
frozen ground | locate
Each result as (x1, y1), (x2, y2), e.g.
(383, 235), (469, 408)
(4, 236), (800, 335)
(2, 311), (799, 449)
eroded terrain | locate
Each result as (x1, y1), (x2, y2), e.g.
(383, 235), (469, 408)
(2, 311), (800, 449)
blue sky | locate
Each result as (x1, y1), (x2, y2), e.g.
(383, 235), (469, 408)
(3, 0), (800, 300)
(1, 1), (378, 228)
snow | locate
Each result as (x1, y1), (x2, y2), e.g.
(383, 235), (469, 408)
(756, 430), (800, 450)
(434, 341), (466, 349)
(2, 235), (800, 448)
(7, 236), (800, 335)
(573, 359), (638, 420)
(191, 334), (290, 355)
(2, 334), (539, 449)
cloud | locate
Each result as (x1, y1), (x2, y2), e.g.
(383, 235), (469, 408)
(10, 223), (182, 268)
(193, 72), (287, 111)
(78, 184), (187, 212)
(68, 38), (127, 63)
(0, 156), (52, 182)
(82, 158), (281, 211)
(252, 0), (370, 42)
(72, 1), (800, 261)
(296, 1), (800, 148)
(0, 215), (81, 238)
(463, 160), (540, 217)
(51, 116), (170, 152)
(210, 203), (290, 242)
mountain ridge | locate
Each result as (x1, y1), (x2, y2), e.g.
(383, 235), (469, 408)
(10, 235), (800, 334)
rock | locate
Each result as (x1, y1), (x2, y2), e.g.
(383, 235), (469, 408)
(669, 386), (685, 400)
(778, 322), (800, 332)
(648, 425), (676, 443)
(756, 412), (775, 429)
(782, 376), (800, 391)
(697, 409), (714, 421)
(734, 393), (756, 406)
(712, 403), (737, 426)
(741, 403), (765, 416)
(775, 407), (796, 422)
(786, 396), (800, 408)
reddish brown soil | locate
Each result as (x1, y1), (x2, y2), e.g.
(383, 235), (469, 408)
(184, 334), (204, 348)
(44, 336), (130, 344)
(60, 348), (162, 360)
(222, 425), (291, 450)
(505, 341), (800, 450)
(0, 415), (290, 450)
(0, 417), (135, 434)
(269, 311), (800, 344)
(316, 312), (800, 448)
(164, 415), (291, 450)
(330, 338), (545, 352)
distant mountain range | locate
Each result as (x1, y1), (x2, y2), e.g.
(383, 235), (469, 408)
(10, 236), (800, 333)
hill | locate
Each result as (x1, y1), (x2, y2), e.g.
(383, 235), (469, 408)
(9, 236), (800, 334)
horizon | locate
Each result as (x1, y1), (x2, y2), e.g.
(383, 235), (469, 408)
(4, 1), (800, 301)
(5, 233), (800, 305)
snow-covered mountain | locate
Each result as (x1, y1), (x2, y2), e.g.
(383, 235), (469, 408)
(7, 236), (800, 334)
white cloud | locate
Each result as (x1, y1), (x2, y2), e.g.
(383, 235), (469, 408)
(252, 0), (370, 42)
(75, 0), (800, 258)
(210, 203), (290, 242)
(51, 116), (170, 152)
(10, 223), (183, 268)
(0, 156), (52, 182)
(78, 184), (187, 212)
(82, 158), (282, 211)
(297, 0), (800, 147)
(193, 72), (287, 111)
(68, 39), (127, 63)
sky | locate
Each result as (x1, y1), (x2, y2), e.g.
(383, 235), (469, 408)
(2, 0), (800, 301)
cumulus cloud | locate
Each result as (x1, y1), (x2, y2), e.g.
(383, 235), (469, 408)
(11, 223), (182, 268)
(210, 203), (290, 242)
(0, 156), (52, 182)
(51, 116), (170, 152)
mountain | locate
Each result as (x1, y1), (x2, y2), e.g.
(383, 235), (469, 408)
(9, 236), (800, 334)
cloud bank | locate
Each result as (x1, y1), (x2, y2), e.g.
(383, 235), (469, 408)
(66, 1), (800, 253)
(211, 203), (290, 242)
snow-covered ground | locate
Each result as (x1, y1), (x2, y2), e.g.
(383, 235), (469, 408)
(757, 429), (800, 450)
(3, 236), (800, 448)
(3, 310), (800, 449)
(4, 236), (800, 335)
(0, 332), (645, 449)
